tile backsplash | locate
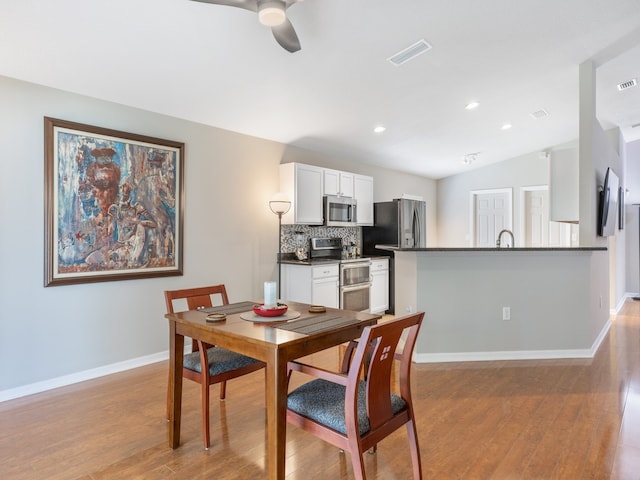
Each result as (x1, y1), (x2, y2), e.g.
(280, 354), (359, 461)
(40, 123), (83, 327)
(280, 225), (360, 256)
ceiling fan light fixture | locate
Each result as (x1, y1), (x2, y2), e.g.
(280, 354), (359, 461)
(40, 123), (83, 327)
(258, 1), (286, 26)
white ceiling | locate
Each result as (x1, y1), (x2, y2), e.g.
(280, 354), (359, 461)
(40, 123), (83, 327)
(1, 0), (640, 179)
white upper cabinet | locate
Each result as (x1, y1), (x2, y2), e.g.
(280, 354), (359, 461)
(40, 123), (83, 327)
(280, 163), (324, 225)
(280, 163), (373, 226)
(354, 174), (374, 226)
(323, 169), (354, 197)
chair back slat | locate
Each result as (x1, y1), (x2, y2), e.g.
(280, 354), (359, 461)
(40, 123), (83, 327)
(185, 294), (213, 311)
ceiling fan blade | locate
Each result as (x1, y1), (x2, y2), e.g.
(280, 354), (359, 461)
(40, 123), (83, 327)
(271, 18), (301, 53)
(189, 0), (257, 12)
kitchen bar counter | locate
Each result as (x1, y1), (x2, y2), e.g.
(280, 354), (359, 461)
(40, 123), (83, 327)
(393, 248), (610, 363)
(375, 245), (606, 252)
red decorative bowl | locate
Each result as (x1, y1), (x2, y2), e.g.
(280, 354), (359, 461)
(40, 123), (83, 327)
(253, 303), (288, 317)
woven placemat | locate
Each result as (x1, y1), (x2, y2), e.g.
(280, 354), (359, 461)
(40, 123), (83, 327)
(276, 314), (361, 335)
(200, 301), (255, 315)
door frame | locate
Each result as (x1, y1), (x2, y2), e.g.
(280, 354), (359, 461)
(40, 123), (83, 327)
(469, 188), (513, 247)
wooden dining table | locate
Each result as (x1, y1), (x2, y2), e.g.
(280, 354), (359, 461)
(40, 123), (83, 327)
(165, 300), (381, 480)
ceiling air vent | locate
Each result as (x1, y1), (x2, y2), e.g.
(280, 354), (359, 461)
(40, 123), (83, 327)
(387, 39), (432, 66)
(617, 78), (637, 91)
(530, 109), (549, 119)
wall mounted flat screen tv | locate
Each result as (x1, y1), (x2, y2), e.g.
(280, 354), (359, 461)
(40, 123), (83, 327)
(597, 167), (619, 237)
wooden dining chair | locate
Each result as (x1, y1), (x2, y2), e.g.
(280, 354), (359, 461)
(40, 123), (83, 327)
(286, 312), (425, 480)
(164, 284), (265, 449)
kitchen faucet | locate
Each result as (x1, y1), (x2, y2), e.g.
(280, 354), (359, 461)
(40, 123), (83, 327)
(496, 229), (515, 248)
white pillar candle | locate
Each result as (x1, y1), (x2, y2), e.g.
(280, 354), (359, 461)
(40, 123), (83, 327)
(264, 281), (277, 308)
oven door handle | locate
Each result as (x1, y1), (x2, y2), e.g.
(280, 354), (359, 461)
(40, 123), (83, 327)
(340, 261), (372, 270)
(340, 282), (372, 292)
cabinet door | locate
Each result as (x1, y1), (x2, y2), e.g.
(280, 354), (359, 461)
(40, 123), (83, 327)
(354, 174), (374, 226)
(295, 164), (324, 224)
(324, 169), (354, 197)
(281, 163), (324, 225)
(369, 258), (389, 313)
(281, 264), (312, 303)
(323, 169), (340, 196)
(339, 172), (354, 197)
(312, 277), (339, 308)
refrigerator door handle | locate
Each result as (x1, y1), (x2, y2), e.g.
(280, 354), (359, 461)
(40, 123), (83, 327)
(413, 207), (421, 248)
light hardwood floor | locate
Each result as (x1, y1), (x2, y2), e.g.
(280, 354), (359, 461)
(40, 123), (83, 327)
(1, 301), (640, 479)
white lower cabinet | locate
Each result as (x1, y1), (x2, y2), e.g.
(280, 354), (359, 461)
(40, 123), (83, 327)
(369, 258), (389, 314)
(281, 263), (340, 309)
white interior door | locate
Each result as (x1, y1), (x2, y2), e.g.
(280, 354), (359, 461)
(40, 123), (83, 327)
(524, 189), (549, 247)
(474, 190), (512, 247)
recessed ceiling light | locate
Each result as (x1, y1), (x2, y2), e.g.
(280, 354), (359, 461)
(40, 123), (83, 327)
(373, 125), (386, 134)
(465, 102), (480, 110)
(501, 123), (512, 130)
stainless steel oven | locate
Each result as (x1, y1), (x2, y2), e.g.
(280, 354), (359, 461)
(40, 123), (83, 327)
(339, 259), (371, 312)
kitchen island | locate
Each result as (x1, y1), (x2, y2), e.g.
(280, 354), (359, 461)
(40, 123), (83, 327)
(379, 246), (610, 362)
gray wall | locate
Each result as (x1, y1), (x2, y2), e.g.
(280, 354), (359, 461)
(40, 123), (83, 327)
(0, 76), (283, 396)
(624, 139), (640, 294)
(436, 131), (628, 311)
(0, 75), (436, 397)
(406, 250), (609, 359)
(436, 151), (550, 247)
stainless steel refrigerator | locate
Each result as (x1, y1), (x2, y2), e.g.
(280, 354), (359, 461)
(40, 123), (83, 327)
(362, 198), (426, 313)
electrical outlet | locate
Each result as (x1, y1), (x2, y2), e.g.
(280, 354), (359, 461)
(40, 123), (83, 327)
(406, 305), (413, 313)
(502, 307), (511, 321)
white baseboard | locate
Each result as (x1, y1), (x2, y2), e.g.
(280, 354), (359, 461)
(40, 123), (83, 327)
(3, 314), (615, 400)
(622, 292), (640, 310)
(0, 340), (192, 403)
(414, 319), (611, 364)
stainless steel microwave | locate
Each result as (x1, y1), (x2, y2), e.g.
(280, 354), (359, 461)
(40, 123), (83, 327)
(323, 195), (357, 227)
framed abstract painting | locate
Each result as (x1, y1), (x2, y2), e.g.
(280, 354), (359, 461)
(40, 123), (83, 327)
(44, 117), (184, 286)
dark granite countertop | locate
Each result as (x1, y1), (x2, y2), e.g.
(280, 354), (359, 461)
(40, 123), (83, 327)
(279, 258), (340, 266)
(279, 254), (389, 266)
(374, 245), (607, 252)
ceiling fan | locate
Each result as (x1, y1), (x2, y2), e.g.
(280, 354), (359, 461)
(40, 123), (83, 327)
(190, 0), (303, 53)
